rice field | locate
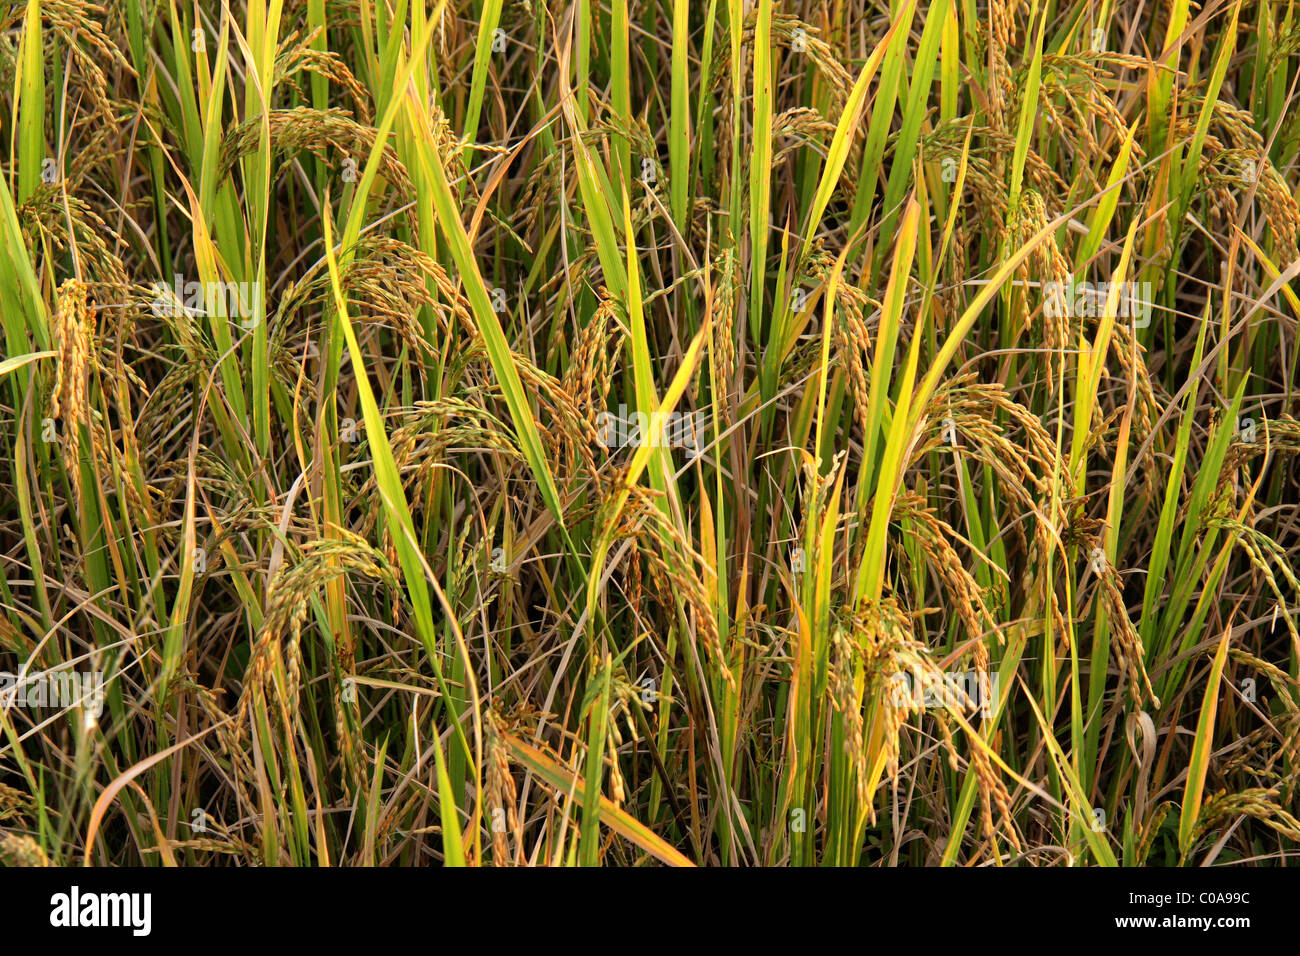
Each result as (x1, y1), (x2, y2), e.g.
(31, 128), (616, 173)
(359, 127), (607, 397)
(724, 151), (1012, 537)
(0, 0), (1298, 867)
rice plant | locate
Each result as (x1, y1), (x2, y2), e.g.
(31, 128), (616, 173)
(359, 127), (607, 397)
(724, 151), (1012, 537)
(0, 0), (1298, 868)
